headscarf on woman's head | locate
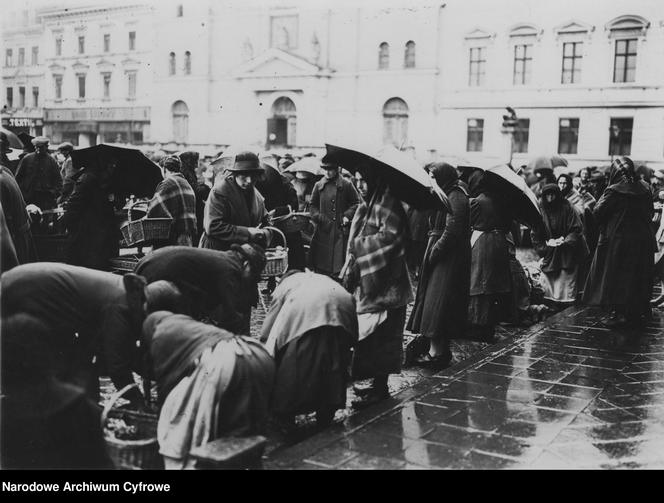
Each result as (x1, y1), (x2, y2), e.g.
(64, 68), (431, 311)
(557, 173), (574, 197)
(540, 183), (562, 209)
(609, 156), (636, 186)
(178, 151), (200, 188)
(426, 162), (458, 192)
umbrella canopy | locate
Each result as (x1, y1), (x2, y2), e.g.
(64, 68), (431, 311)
(17, 132), (35, 152)
(284, 156), (326, 177)
(527, 155), (568, 173)
(482, 164), (542, 228)
(0, 127), (23, 149)
(70, 144), (163, 199)
(324, 143), (450, 211)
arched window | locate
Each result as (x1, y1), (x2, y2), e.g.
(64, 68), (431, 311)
(184, 51), (191, 75)
(172, 100), (189, 143)
(382, 98), (408, 147)
(268, 97), (296, 147)
(169, 52), (176, 76)
(378, 42), (389, 69)
(404, 41), (415, 68)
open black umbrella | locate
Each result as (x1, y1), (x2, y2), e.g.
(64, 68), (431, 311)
(324, 143), (450, 211)
(17, 132), (35, 152)
(481, 164), (542, 228)
(70, 144), (163, 199)
(0, 127), (23, 149)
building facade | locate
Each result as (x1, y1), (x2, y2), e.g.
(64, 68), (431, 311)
(39, 2), (154, 147)
(1, 7), (46, 137)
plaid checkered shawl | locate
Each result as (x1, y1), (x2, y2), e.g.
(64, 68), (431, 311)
(348, 186), (409, 298)
(147, 173), (197, 243)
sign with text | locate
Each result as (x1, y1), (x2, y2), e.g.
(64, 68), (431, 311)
(44, 107), (150, 122)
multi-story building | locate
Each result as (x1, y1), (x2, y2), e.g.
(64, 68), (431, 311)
(438, 0), (664, 170)
(39, 2), (154, 147)
(1, 6), (47, 137)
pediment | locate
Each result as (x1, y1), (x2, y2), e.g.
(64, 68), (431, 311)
(121, 58), (141, 69)
(605, 15), (650, 37)
(96, 59), (115, 69)
(509, 23), (542, 38)
(234, 48), (323, 78)
(554, 20), (595, 35)
(72, 61), (89, 71)
(464, 28), (495, 41)
(48, 63), (66, 73)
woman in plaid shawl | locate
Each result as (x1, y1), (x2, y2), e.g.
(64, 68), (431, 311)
(147, 155), (197, 247)
(342, 166), (413, 409)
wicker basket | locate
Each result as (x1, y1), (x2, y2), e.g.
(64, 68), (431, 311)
(120, 203), (173, 247)
(263, 226), (288, 277)
(108, 254), (143, 273)
(102, 384), (163, 470)
(271, 211), (311, 233)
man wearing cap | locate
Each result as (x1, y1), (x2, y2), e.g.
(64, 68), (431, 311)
(309, 160), (361, 277)
(14, 136), (62, 210)
(57, 142), (78, 204)
(146, 155), (197, 247)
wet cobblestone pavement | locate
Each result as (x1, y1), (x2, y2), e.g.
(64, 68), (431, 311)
(265, 306), (664, 469)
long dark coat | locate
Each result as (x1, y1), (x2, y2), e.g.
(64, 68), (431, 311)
(61, 168), (119, 271)
(309, 174), (360, 275)
(199, 174), (269, 251)
(407, 185), (470, 341)
(0, 166), (36, 264)
(583, 179), (655, 316)
(14, 151), (62, 210)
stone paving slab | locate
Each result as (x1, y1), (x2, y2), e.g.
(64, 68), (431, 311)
(265, 306), (664, 469)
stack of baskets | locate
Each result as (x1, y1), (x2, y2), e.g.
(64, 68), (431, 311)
(102, 384), (163, 470)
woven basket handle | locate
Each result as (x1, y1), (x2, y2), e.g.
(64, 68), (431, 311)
(101, 383), (140, 429)
(262, 226), (286, 248)
(127, 200), (145, 223)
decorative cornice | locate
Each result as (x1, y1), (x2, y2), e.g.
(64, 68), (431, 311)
(464, 28), (496, 42)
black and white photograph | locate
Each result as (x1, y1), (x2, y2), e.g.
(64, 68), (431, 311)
(1, 0), (664, 473)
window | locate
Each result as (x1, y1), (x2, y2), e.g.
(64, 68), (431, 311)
(77, 74), (86, 99)
(613, 39), (637, 83)
(270, 15), (298, 50)
(18, 48), (25, 66)
(32, 87), (39, 108)
(6, 87), (13, 108)
(469, 47), (486, 86)
(513, 44), (532, 85)
(404, 41), (415, 68)
(184, 51), (191, 74)
(55, 37), (62, 56)
(269, 97), (297, 147)
(54, 75), (62, 100)
(558, 118), (579, 154)
(513, 118), (530, 153)
(31, 46), (38, 65)
(5, 49), (12, 67)
(127, 72), (136, 98)
(169, 52), (176, 76)
(561, 42), (582, 84)
(609, 118), (633, 156)
(78, 36), (85, 54)
(378, 42), (389, 69)
(172, 100), (189, 142)
(129, 31), (136, 51)
(18, 87), (25, 108)
(102, 72), (111, 99)
(104, 34), (110, 52)
(382, 98), (409, 147)
(176, 4), (183, 17)
(466, 119), (484, 152)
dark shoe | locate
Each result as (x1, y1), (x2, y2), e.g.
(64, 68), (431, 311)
(352, 383), (375, 397)
(413, 352), (452, 372)
(600, 314), (627, 328)
(351, 387), (390, 410)
(315, 408), (336, 427)
(404, 335), (429, 367)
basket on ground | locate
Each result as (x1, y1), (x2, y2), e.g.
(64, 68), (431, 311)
(102, 384), (163, 470)
(263, 226), (288, 277)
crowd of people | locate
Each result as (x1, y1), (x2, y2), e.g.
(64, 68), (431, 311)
(1, 130), (663, 469)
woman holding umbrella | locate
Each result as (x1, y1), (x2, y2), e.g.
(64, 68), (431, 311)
(583, 156), (655, 327)
(342, 163), (413, 408)
(407, 162), (470, 369)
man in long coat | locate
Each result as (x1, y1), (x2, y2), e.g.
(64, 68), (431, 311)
(309, 161), (360, 277)
(14, 136), (62, 210)
(583, 156), (655, 327)
(0, 165), (37, 264)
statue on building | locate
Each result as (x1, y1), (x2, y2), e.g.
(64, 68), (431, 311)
(311, 32), (321, 65)
(242, 38), (254, 62)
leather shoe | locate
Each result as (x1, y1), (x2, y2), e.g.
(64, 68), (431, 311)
(351, 388), (390, 410)
(413, 352), (452, 372)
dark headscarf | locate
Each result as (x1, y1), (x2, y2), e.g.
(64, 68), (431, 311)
(557, 174), (573, 197)
(607, 156), (651, 197)
(427, 162), (458, 192)
(143, 311), (234, 401)
(179, 151), (200, 189)
(540, 183), (562, 209)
